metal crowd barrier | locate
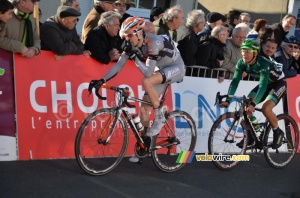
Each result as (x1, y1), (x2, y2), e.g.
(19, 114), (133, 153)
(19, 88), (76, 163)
(185, 65), (257, 81)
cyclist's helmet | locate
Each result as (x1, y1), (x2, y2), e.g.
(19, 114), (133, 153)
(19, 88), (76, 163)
(241, 39), (260, 52)
(120, 16), (146, 33)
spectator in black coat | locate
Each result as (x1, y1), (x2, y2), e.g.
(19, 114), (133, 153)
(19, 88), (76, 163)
(196, 25), (228, 69)
(85, 11), (122, 64)
(41, 6), (91, 60)
(197, 12), (226, 42)
(274, 35), (298, 78)
(177, 9), (206, 67)
(270, 14), (296, 49)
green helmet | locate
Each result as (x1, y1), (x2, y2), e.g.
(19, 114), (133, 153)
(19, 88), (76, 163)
(241, 39), (260, 52)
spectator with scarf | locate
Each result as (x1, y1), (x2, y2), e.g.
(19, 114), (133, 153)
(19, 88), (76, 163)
(0, 0), (41, 58)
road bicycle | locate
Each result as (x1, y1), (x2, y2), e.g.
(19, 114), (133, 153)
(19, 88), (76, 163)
(208, 92), (299, 170)
(75, 84), (197, 175)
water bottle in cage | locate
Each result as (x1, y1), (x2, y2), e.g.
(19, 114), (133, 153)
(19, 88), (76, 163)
(132, 114), (144, 132)
(250, 116), (260, 132)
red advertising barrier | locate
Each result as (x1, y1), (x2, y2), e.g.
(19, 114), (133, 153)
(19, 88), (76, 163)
(0, 48), (17, 160)
(14, 51), (172, 160)
(286, 78), (300, 152)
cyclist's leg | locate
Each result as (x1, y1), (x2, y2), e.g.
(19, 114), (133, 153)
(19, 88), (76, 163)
(261, 100), (277, 128)
(144, 62), (185, 137)
(142, 73), (163, 109)
(263, 79), (286, 149)
(236, 88), (258, 147)
(129, 94), (152, 163)
(140, 94), (151, 134)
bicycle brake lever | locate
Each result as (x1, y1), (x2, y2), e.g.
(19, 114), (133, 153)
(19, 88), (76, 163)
(215, 92), (220, 106)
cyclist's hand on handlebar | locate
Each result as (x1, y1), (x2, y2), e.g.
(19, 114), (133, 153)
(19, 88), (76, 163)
(219, 101), (229, 108)
(246, 104), (255, 113)
(88, 78), (105, 95)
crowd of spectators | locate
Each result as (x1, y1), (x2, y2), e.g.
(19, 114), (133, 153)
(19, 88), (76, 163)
(0, 0), (299, 79)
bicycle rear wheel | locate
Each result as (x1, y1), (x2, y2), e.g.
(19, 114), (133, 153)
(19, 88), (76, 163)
(264, 114), (299, 169)
(151, 110), (197, 172)
(208, 112), (248, 170)
(75, 108), (128, 175)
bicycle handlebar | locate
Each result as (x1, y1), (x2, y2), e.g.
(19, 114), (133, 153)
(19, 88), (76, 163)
(93, 84), (135, 108)
(215, 92), (250, 106)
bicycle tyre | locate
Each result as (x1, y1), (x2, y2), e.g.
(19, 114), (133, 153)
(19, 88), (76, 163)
(151, 110), (197, 172)
(75, 108), (129, 175)
(264, 114), (299, 169)
(208, 112), (248, 170)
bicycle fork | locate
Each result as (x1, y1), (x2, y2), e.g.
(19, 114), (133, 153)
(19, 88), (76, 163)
(224, 113), (242, 143)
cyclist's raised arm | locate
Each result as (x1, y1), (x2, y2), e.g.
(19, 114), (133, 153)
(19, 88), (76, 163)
(102, 54), (129, 82)
(131, 36), (163, 77)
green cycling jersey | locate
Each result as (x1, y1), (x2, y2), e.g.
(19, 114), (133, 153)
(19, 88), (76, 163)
(228, 55), (284, 105)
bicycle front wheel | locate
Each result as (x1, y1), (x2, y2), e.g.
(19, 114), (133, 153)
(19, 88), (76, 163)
(75, 108), (128, 175)
(264, 114), (299, 169)
(151, 110), (197, 172)
(208, 112), (248, 170)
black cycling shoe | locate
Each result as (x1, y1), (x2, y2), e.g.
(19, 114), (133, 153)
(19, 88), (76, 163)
(236, 129), (254, 148)
(272, 128), (284, 149)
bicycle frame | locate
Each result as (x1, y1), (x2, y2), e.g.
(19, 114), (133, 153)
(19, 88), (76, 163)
(103, 84), (171, 150)
(218, 93), (275, 151)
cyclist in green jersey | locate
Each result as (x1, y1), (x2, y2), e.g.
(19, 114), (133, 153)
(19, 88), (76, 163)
(219, 39), (286, 149)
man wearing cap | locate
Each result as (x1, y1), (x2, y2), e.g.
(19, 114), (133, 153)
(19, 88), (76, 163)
(114, 0), (132, 25)
(150, 6), (164, 22)
(81, 0), (116, 44)
(198, 11), (226, 42)
(40, 5), (90, 60)
(274, 35), (298, 78)
(61, 0), (81, 12)
(153, 4), (184, 42)
(0, 0), (41, 58)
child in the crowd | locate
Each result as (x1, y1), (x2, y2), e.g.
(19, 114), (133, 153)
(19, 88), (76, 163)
(0, 0), (14, 32)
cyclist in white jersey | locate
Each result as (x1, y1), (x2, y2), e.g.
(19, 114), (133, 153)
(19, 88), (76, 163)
(88, 16), (186, 138)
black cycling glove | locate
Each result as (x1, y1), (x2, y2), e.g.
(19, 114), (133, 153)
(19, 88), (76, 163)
(88, 78), (105, 95)
(122, 40), (133, 54)
(121, 40), (136, 60)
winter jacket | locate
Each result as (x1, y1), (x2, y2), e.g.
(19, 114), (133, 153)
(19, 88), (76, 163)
(81, 6), (105, 44)
(85, 25), (121, 64)
(0, 9), (40, 54)
(40, 16), (84, 55)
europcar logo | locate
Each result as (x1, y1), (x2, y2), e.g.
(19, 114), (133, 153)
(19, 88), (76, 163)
(0, 68), (5, 75)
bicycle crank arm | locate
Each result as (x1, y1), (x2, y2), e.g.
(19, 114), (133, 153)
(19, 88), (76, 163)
(150, 142), (179, 151)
